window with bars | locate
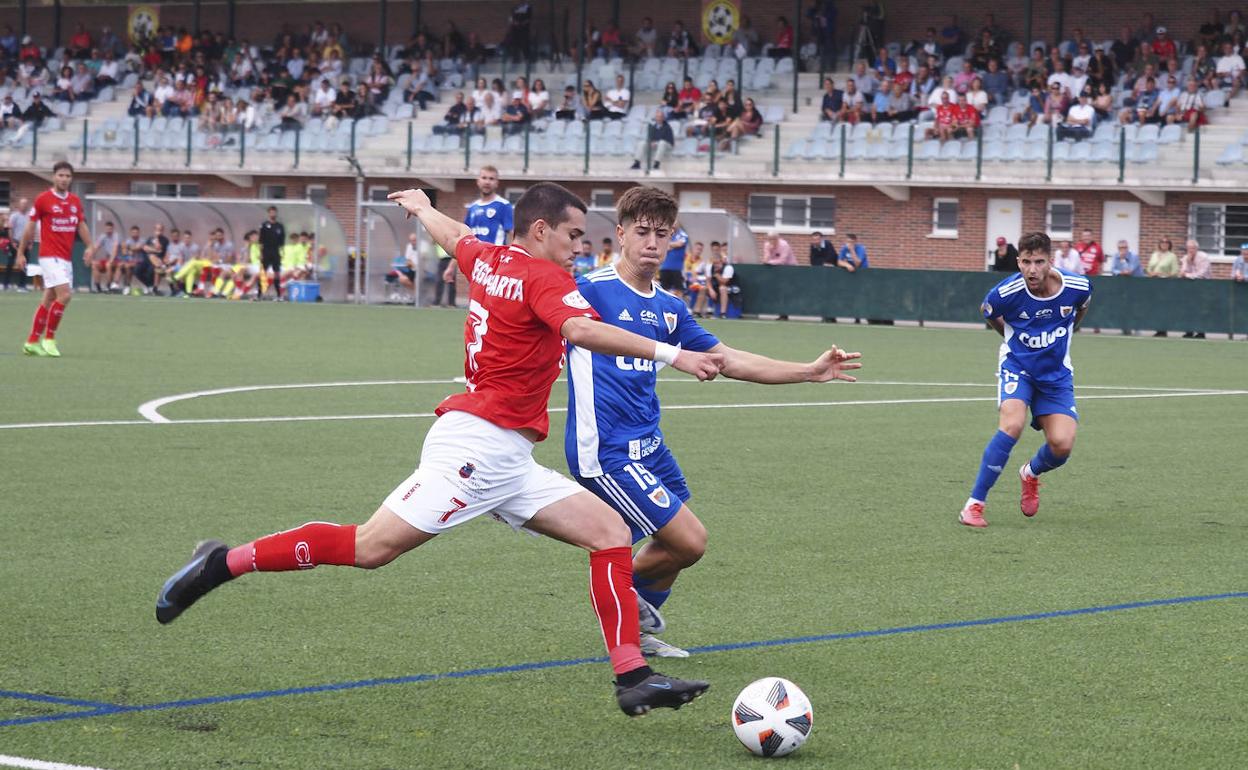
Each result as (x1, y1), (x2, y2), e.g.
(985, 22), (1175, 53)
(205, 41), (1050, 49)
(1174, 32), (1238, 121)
(130, 181), (198, 198)
(591, 189), (614, 208)
(1046, 200), (1074, 239)
(260, 184), (287, 200)
(1189, 203), (1248, 257)
(747, 195), (836, 230)
(932, 198), (959, 235)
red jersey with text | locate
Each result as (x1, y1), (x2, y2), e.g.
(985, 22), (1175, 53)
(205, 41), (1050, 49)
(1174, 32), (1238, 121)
(30, 190), (82, 260)
(435, 234), (599, 440)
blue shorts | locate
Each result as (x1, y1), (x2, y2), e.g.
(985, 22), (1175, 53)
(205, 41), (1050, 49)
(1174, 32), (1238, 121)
(575, 446), (691, 544)
(998, 365), (1079, 430)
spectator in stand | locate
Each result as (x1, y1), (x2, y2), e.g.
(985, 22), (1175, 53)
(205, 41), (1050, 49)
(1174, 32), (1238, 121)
(634, 17), (658, 59)
(952, 92), (980, 138)
(1134, 41), (1159, 76)
(1110, 26), (1137, 72)
(1179, 239), (1212, 338)
(1057, 91), (1095, 140)
(970, 29), (1002, 71)
(1173, 79), (1208, 131)
(911, 64), (939, 108)
(596, 238), (616, 268)
(310, 78), (336, 116)
(1151, 27), (1176, 61)
(95, 51), (120, 89)
(528, 79), (550, 118)
(659, 81), (680, 119)
(0, 25), (17, 58)
(840, 78), (864, 123)
(364, 60), (393, 105)
(67, 62), (96, 101)
(938, 15), (965, 59)
(927, 74), (956, 108)
(1047, 59), (1073, 98)
(18, 34), (40, 62)
(479, 89), (502, 125)
(721, 79), (743, 118)
(982, 58), (1010, 105)
(677, 77), (701, 117)
(1231, 243), (1248, 283)
(965, 76), (989, 114)
(820, 77), (844, 121)
(599, 22), (623, 58)
(1119, 77), (1159, 124)
(1191, 45), (1218, 92)
(630, 109), (674, 170)
(1074, 229), (1104, 276)
(581, 79), (607, 120)
(1110, 240), (1143, 277)
(882, 80), (915, 122)
(1047, 241), (1079, 273)
(992, 237), (1019, 272)
(0, 95), (20, 129)
(720, 97), (762, 149)
(926, 91), (956, 141)
(20, 92), (54, 131)
(605, 74), (630, 119)
(771, 16), (795, 60)
(668, 21), (696, 58)
(734, 15), (761, 56)
(809, 232), (835, 267)
(554, 85), (581, 120)
(893, 56), (915, 91)
(853, 59), (879, 98)
(1155, 75), (1182, 122)
(869, 78), (894, 123)
(434, 91), (466, 134)
(1071, 41), (1092, 72)
(68, 23), (93, 59)
(684, 93), (721, 138)
(837, 233), (868, 271)
(404, 62), (435, 110)
(52, 65), (75, 102)
(501, 1), (533, 61)
(1087, 47), (1115, 91)
(90, 221), (120, 294)
(500, 91), (530, 135)
(277, 93), (306, 131)
(1146, 237), (1179, 278)
(953, 59), (977, 93)
(763, 231), (796, 265)
(1216, 41), (1245, 99)
(1090, 82), (1114, 122)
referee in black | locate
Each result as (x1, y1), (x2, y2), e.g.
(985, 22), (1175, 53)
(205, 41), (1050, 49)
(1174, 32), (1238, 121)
(259, 205), (286, 299)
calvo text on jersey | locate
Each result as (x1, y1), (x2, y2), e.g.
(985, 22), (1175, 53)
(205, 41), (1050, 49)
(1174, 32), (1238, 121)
(1017, 326), (1068, 349)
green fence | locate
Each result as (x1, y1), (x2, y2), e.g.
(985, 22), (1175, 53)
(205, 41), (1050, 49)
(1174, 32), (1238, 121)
(733, 265), (1248, 335)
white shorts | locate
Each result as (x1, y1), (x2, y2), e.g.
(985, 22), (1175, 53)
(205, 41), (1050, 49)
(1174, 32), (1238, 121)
(37, 257), (72, 288)
(383, 410), (584, 534)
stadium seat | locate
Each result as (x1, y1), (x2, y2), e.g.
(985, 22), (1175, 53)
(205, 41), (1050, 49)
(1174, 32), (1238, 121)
(762, 105), (784, 124)
(1023, 141), (1046, 161)
(166, 116), (185, 134)
(1128, 141), (1158, 163)
(982, 123), (1006, 143)
(482, 136), (503, 153)
(1005, 123), (1028, 143)
(1053, 141), (1071, 161)
(813, 121), (834, 140)
(1069, 141), (1092, 161)
(886, 139), (909, 160)
(821, 138), (842, 159)
(1090, 122), (1118, 144)
(866, 141), (890, 160)
(1090, 142), (1116, 163)
(959, 140), (979, 160)
(501, 135), (523, 154)
(846, 139), (867, 160)
(916, 140), (940, 161)
(938, 140), (963, 160)
(985, 106), (1008, 125)
(982, 140), (1005, 161)
(1135, 124), (1160, 143)
(785, 139), (807, 159)
(1205, 90), (1227, 109)
(849, 122), (872, 142)
(1216, 144), (1244, 165)
(1157, 124), (1182, 145)
(603, 120), (623, 138)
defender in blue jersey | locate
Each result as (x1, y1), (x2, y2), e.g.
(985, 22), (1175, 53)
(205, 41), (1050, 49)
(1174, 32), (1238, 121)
(566, 186), (862, 655)
(656, 222), (688, 297)
(463, 165), (514, 245)
(960, 231), (1092, 529)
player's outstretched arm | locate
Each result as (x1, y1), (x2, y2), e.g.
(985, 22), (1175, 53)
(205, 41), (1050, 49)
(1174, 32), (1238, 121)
(562, 316), (724, 381)
(387, 188), (472, 254)
(710, 343), (861, 384)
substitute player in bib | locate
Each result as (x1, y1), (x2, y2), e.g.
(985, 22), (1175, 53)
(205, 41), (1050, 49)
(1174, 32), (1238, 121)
(155, 182), (724, 717)
(567, 186), (862, 656)
(960, 231), (1092, 528)
(16, 161), (95, 358)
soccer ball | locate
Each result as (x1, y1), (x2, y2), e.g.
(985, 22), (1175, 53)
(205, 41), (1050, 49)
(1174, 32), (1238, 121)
(731, 677), (813, 758)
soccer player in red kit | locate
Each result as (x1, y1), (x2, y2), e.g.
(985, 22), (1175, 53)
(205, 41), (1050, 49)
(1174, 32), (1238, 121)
(156, 182), (723, 716)
(16, 161), (95, 357)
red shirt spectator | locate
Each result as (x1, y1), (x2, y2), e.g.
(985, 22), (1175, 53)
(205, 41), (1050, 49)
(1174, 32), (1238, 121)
(68, 26), (92, 55)
(775, 21), (794, 50)
(954, 101), (981, 128)
(19, 37), (40, 62)
(1152, 28), (1176, 60)
(935, 101), (956, 127)
(678, 82), (701, 110)
(1075, 232), (1104, 275)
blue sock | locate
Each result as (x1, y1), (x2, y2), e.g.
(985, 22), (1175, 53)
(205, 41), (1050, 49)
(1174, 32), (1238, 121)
(1029, 443), (1069, 476)
(970, 430), (1018, 501)
(633, 574), (671, 610)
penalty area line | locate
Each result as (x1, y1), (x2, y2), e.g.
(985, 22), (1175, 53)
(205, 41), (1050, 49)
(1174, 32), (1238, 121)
(0, 755), (115, 770)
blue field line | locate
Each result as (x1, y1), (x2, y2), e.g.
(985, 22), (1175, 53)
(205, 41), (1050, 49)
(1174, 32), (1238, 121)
(0, 690), (120, 709)
(2, 591), (1244, 729)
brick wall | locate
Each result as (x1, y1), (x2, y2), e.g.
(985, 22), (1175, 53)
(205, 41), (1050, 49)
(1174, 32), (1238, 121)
(14, 1), (1227, 57)
(6, 170), (1237, 279)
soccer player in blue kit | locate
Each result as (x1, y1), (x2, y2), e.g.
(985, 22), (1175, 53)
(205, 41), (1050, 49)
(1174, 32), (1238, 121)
(655, 219), (688, 298)
(959, 231), (1093, 529)
(464, 165), (514, 245)
(566, 186), (862, 655)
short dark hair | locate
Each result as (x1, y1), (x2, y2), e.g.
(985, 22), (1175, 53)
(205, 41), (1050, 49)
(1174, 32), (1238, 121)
(1018, 231), (1051, 254)
(615, 185), (678, 229)
(267, 205), (277, 213)
(104, 221), (114, 226)
(52, 160), (73, 174)
(513, 181), (586, 237)
(847, 233), (857, 240)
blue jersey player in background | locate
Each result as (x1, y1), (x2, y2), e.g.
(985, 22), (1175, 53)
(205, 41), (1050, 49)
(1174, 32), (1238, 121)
(566, 186), (862, 656)
(463, 165), (514, 245)
(960, 231), (1092, 529)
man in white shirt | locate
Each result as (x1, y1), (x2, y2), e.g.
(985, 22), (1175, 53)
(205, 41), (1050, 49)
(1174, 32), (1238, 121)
(1216, 41), (1245, 98)
(926, 75), (956, 107)
(1053, 241), (1083, 273)
(96, 53), (120, 87)
(152, 75), (175, 112)
(1155, 75), (1182, 120)
(311, 79), (337, 116)
(1046, 60), (1074, 98)
(605, 74), (630, 118)
(1057, 92), (1095, 140)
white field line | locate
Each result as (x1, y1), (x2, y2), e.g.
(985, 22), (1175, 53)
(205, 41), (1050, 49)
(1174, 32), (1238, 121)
(0, 389), (1244, 431)
(135, 378), (1223, 424)
(0, 755), (112, 770)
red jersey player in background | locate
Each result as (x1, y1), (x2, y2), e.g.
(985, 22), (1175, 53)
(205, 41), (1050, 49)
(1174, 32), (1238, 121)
(156, 181), (724, 717)
(16, 161), (95, 357)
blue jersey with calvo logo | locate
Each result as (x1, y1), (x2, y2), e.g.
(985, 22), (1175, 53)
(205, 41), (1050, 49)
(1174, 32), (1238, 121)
(565, 266), (719, 477)
(982, 269), (1092, 384)
(464, 195), (514, 245)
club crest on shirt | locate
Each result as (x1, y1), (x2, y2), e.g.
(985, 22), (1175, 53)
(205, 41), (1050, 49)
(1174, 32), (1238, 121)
(459, 462), (476, 479)
(663, 312), (678, 334)
(648, 487), (671, 508)
(562, 290), (590, 309)
(486, 208), (496, 218)
(1060, 305), (1074, 317)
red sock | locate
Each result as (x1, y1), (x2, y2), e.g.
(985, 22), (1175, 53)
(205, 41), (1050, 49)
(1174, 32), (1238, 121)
(27, 304), (49, 344)
(226, 522), (357, 576)
(589, 547), (645, 675)
(43, 301), (65, 340)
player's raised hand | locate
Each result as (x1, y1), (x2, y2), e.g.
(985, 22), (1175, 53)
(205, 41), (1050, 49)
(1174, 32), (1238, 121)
(388, 188), (430, 218)
(673, 350), (726, 381)
(808, 345), (862, 382)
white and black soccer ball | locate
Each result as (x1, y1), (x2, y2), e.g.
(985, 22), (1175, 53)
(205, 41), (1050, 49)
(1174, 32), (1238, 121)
(731, 677), (813, 758)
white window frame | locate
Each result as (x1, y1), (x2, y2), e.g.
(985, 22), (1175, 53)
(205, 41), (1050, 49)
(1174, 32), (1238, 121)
(1046, 199), (1075, 241)
(305, 184), (328, 205)
(746, 194), (836, 234)
(929, 197), (959, 238)
(1188, 202), (1244, 261)
(260, 183), (288, 200)
(367, 185), (389, 202)
(590, 189), (614, 209)
(130, 181), (197, 198)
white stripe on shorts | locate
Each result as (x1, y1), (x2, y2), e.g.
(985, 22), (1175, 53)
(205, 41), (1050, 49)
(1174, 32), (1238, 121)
(595, 476), (655, 536)
(602, 474), (657, 536)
